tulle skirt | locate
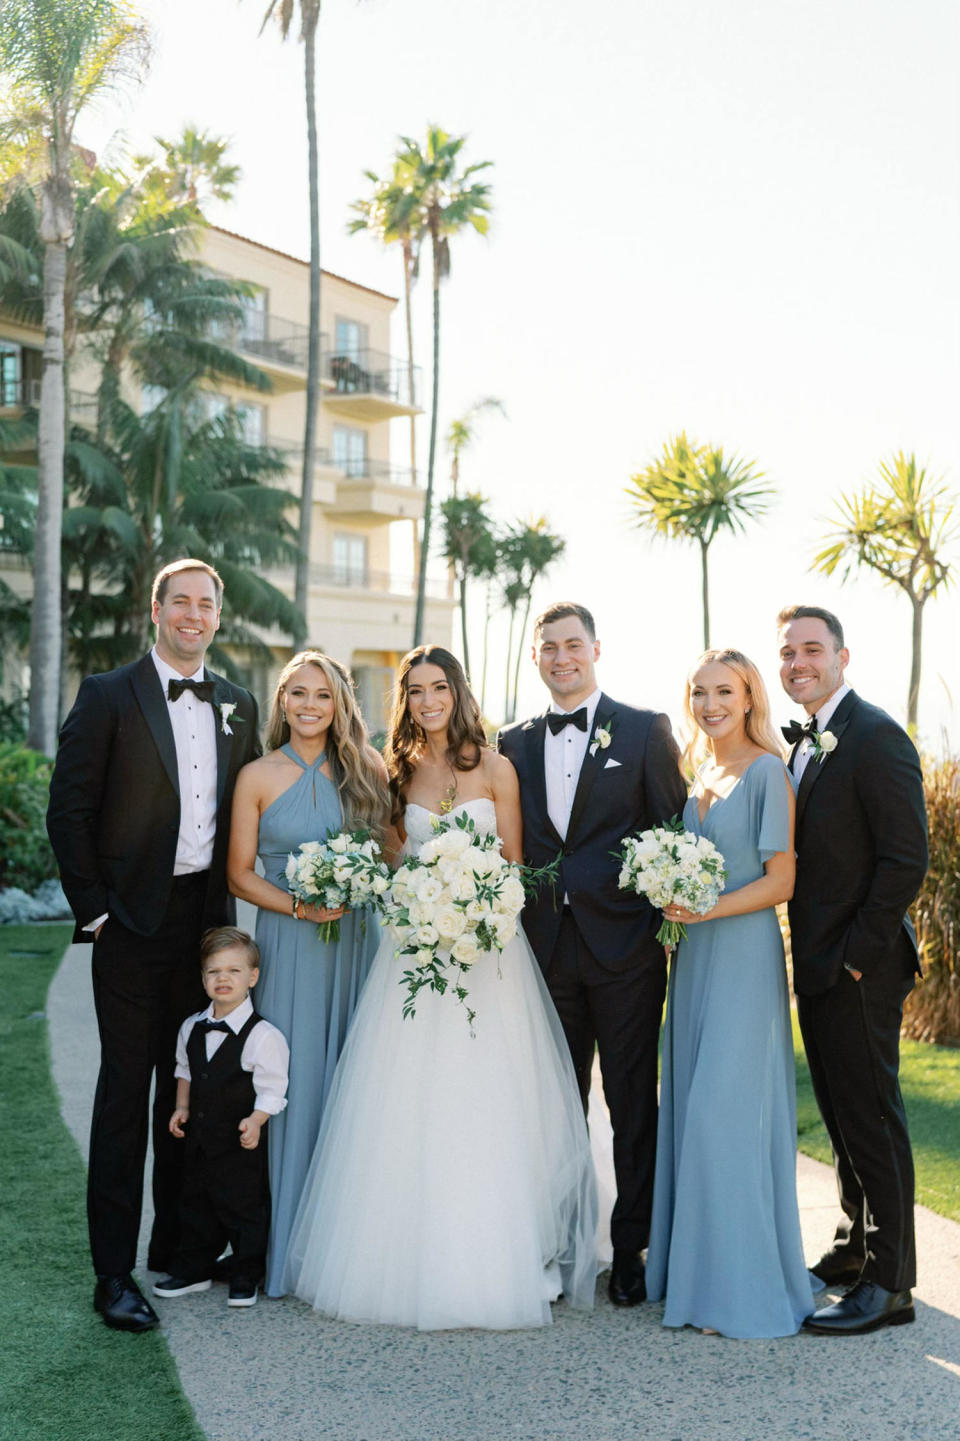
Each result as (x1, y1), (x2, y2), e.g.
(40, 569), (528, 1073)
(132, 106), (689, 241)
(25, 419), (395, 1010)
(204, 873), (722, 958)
(284, 923), (598, 1330)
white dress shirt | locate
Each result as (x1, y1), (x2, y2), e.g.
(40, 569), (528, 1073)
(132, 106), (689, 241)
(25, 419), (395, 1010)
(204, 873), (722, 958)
(151, 646), (218, 874)
(545, 686), (603, 842)
(175, 996), (289, 1116)
(791, 683), (850, 786)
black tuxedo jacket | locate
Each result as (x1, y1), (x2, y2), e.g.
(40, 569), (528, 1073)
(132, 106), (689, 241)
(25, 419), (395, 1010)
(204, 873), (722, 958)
(47, 652), (260, 941)
(788, 689), (927, 997)
(498, 695), (686, 971)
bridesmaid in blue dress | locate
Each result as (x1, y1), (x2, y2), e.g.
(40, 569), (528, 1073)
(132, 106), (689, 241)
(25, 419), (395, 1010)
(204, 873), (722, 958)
(228, 651), (390, 1296)
(645, 648), (814, 1338)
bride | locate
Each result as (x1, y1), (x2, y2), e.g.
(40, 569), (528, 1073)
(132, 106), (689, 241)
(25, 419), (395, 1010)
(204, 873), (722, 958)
(284, 645), (597, 1329)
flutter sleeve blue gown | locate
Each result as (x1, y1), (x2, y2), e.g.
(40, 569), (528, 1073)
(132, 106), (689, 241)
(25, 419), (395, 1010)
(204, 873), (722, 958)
(645, 752), (814, 1338)
(254, 744), (379, 1296)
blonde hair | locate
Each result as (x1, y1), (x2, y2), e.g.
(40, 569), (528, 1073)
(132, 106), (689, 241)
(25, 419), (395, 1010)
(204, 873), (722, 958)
(682, 647), (785, 771)
(266, 651), (389, 837)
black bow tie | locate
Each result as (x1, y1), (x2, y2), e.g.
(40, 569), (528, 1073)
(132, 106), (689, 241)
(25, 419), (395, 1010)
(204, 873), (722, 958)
(197, 1018), (231, 1034)
(548, 708), (588, 735)
(168, 677), (214, 704)
(781, 718), (818, 746)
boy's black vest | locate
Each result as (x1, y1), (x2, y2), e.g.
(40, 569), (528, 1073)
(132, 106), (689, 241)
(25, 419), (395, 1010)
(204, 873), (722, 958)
(186, 1011), (262, 1158)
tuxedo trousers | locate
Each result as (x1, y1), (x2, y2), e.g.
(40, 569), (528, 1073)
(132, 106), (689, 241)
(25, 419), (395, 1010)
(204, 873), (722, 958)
(173, 1141), (269, 1285)
(544, 909), (666, 1252)
(88, 872), (209, 1276)
(797, 949), (916, 1292)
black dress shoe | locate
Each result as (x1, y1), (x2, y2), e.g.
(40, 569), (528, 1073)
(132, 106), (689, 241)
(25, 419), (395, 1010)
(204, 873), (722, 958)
(94, 1275), (160, 1332)
(228, 1276), (258, 1308)
(810, 1251), (865, 1287)
(803, 1279), (914, 1335)
(608, 1248), (646, 1307)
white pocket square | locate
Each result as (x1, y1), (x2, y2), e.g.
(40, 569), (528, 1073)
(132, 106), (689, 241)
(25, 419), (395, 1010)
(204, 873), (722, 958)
(604, 757), (622, 769)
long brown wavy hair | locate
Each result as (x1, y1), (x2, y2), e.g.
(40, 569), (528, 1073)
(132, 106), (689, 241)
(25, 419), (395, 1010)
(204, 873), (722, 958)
(682, 647), (785, 772)
(385, 645), (487, 822)
(266, 651), (390, 836)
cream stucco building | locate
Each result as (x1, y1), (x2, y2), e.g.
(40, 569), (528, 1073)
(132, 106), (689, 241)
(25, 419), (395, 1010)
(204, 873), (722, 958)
(0, 224), (454, 730)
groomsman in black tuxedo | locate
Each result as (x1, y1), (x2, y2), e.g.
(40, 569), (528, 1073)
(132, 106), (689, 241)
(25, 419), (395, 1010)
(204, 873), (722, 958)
(777, 604), (927, 1335)
(47, 559), (260, 1331)
(498, 601), (686, 1306)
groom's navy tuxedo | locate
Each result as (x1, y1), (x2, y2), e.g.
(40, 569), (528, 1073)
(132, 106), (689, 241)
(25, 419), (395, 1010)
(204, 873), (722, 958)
(499, 695), (686, 1252)
(788, 688), (927, 1291)
(47, 653), (259, 1276)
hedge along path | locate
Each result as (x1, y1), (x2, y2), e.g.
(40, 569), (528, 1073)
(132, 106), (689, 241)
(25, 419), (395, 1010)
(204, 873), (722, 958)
(0, 924), (203, 1441)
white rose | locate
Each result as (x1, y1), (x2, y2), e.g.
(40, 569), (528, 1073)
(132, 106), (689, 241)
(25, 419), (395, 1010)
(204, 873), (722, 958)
(300, 840), (322, 856)
(434, 904), (467, 941)
(451, 933), (479, 965)
(414, 947), (435, 967)
(819, 730), (838, 753)
(435, 828), (472, 857)
(328, 833), (349, 854)
(285, 854), (298, 882)
(416, 922), (439, 946)
(372, 873), (390, 895)
(417, 875), (444, 904)
(493, 914), (517, 946)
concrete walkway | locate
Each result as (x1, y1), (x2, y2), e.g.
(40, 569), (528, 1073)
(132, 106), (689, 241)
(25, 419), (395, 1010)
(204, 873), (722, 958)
(49, 940), (960, 1441)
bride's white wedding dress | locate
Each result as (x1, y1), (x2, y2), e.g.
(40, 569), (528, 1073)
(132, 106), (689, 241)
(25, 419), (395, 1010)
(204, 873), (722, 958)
(283, 798), (598, 1330)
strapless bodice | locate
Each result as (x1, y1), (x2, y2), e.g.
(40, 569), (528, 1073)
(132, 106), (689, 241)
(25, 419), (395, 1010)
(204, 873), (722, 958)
(403, 797), (498, 855)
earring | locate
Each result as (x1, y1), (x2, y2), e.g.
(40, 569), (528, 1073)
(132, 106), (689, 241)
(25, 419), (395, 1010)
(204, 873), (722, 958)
(281, 705), (287, 724)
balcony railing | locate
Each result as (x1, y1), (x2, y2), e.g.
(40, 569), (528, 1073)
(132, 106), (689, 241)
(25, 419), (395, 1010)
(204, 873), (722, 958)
(309, 563), (448, 599)
(0, 378), (98, 418)
(322, 348), (420, 409)
(236, 313), (315, 371)
(270, 440), (418, 487)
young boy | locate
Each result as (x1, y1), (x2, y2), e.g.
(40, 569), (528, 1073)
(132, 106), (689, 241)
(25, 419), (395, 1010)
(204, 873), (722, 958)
(153, 927), (289, 1308)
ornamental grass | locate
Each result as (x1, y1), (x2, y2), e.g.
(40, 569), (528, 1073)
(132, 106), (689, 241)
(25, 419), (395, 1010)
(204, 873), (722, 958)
(904, 755), (960, 1045)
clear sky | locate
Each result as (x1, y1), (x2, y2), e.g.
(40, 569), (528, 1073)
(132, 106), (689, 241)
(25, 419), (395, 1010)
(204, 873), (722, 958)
(81, 0), (960, 744)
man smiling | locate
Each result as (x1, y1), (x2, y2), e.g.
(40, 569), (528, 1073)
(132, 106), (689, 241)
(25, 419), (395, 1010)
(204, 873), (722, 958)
(48, 559), (260, 1331)
(498, 601), (685, 1307)
(777, 604), (928, 1335)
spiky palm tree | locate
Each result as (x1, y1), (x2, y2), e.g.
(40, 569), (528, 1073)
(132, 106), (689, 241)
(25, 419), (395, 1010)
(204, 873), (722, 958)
(253, 0), (322, 645)
(500, 519), (566, 722)
(447, 396), (505, 499)
(439, 492), (497, 681)
(0, 0), (150, 754)
(398, 127), (492, 648)
(627, 432), (774, 649)
(813, 452), (956, 730)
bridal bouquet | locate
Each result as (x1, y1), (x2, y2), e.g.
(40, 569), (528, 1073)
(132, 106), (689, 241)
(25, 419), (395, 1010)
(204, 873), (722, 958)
(383, 812), (556, 1029)
(616, 818), (726, 948)
(286, 828), (391, 943)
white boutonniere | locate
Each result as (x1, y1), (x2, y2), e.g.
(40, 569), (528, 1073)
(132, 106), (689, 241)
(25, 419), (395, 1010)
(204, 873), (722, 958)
(590, 723), (613, 758)
(812, 729), (837, 764)
(218, 701), (239, 736)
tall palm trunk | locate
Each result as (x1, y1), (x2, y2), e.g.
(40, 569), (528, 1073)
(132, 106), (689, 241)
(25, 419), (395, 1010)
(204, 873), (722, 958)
(28, 230), (68, 755)
(699, 536), (711, 650)
(413, 241), (441, 647)
(907, 597), (923, 732)
(458, 557), (470, 680)
(503, 603), (517, 723)
(295, 9), (321, 647)
(479, 580), (493, 713)
(511, 588), (534, 723)
(402, 238), (420, 575)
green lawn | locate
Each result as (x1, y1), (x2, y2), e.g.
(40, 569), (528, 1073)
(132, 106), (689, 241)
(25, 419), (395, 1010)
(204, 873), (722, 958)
(792, 1011), (960, 1223)
(0, 924), (203, 1441)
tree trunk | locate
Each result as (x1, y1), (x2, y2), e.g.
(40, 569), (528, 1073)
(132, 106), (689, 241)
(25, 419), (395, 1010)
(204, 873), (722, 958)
(699, 536), (710, 650)
(28, 236), (68, 756)
(511, 588), (533, 722)
(504, 604), (516, 723)
(295, 12), (321, 648)
(907, 596), (923, 732)
(403, 240), (420, 580)
(413, 245), (441, 648)
(480, 581), (492, 713)
(459, 568), (470, 680)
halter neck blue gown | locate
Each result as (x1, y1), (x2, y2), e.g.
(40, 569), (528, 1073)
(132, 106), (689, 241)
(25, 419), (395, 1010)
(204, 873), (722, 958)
(254, 744), (379, 1296)
(645, 753), (814, 1337)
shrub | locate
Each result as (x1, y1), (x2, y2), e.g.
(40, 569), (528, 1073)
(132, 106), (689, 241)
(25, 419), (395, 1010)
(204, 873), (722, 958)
(0, 743), (58, 894)
(904, 755), (960, 1045)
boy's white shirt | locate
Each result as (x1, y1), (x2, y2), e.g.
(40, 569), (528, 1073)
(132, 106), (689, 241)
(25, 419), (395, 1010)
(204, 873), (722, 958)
(175, 995), (289, 1115)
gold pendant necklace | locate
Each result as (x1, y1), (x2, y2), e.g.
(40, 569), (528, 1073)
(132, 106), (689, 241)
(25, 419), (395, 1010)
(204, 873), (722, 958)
(439, 778), (458, 814)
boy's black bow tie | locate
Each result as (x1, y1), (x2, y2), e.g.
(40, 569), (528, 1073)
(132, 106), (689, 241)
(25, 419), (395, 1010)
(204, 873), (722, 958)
(781, 718), (818, 746)
(548, 708), (588, 734)
(197, 1018), (231, 1033)
(168, 677), (214, 703)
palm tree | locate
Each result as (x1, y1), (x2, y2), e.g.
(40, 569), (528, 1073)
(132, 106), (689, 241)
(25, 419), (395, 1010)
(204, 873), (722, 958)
(348, 155), (425, 512)
(136, 126), (241, 210)
(254, 0), (322, 645)
(0, 0), (149, 754)
(812, 451), (957, 731)
(627, 432), (774, 649)
(447, 396), (505, 498)
(399, 127), (493, 648)
(439, 493), (497, 681)
(500, 519), (566, 722)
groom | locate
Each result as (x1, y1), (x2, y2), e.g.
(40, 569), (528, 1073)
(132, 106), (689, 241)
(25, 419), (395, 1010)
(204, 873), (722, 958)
(47, 559), (259, 1331)
(777, 604), (927, 1335)
(498, 601), (686, 1306)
